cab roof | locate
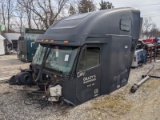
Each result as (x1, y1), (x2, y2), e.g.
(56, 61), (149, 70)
(36, 7), (141, 46)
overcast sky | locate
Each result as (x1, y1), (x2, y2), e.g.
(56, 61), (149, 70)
(95, 0), (160, 28)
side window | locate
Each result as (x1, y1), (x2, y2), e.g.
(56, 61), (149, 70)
(78, 47), (100, 71)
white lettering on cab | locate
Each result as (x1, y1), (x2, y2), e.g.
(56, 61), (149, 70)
(83, 75), (96, 84)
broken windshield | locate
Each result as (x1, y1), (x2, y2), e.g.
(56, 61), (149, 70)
(33, 44), (79, 73)
(33, 44), (47, 65)
(45, 46), (79, 73)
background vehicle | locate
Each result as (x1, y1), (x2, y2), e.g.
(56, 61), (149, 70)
(17, 28), (45, 62)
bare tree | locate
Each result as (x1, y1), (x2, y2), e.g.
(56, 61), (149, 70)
(17, 0), (33, 29)
(142, 18), (160, 38)
(7, 0), (12, 31)
(32, 14), (45, 30)
(143, 18), (154, 32)
(0, 0), (14, 32)
(142, 18), (156, 38)
(68, 4), (76, 15)
(17, 0), (69, 29)
(147, 24), (160, 38)
(14, 3), (26, 33)
(0, 1), (6, 26)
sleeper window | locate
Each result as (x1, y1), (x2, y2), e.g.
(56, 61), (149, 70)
(78, 47), (100, 71)
(120, 17), (132, 32)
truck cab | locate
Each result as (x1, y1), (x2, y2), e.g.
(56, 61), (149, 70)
(11, 8), (142, 105)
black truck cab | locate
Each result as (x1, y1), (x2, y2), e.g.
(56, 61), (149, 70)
(11, 7), (142, 105)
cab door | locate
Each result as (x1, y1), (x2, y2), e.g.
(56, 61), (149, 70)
(75, 45), (101, 103)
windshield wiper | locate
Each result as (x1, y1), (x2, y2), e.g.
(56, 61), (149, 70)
(35, 46), (51, 82)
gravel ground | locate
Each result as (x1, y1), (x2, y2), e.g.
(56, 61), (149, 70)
(0, 54), (30, 78)
(0, 54), (160, 120)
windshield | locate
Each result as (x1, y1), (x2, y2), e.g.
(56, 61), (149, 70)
(33, 44), (47, 65)
(33, 44), (79, 73)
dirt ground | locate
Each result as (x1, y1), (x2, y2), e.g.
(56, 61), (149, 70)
(0, 54), (160, 120)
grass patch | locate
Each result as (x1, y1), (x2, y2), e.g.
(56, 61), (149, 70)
(88, 94), (132, 118)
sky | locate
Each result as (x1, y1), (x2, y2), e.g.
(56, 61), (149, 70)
(95, 0), (160, 28)
(4, 0), (160, 31)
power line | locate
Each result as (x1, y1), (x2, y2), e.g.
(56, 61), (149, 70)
(142, 14), (160, 16)
(144, 16), (160, 17)
(133, 3), (160, 7)
(142, 14), (160, 17)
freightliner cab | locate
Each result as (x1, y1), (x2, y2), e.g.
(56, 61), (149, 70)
(10, 8), (142, 105)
